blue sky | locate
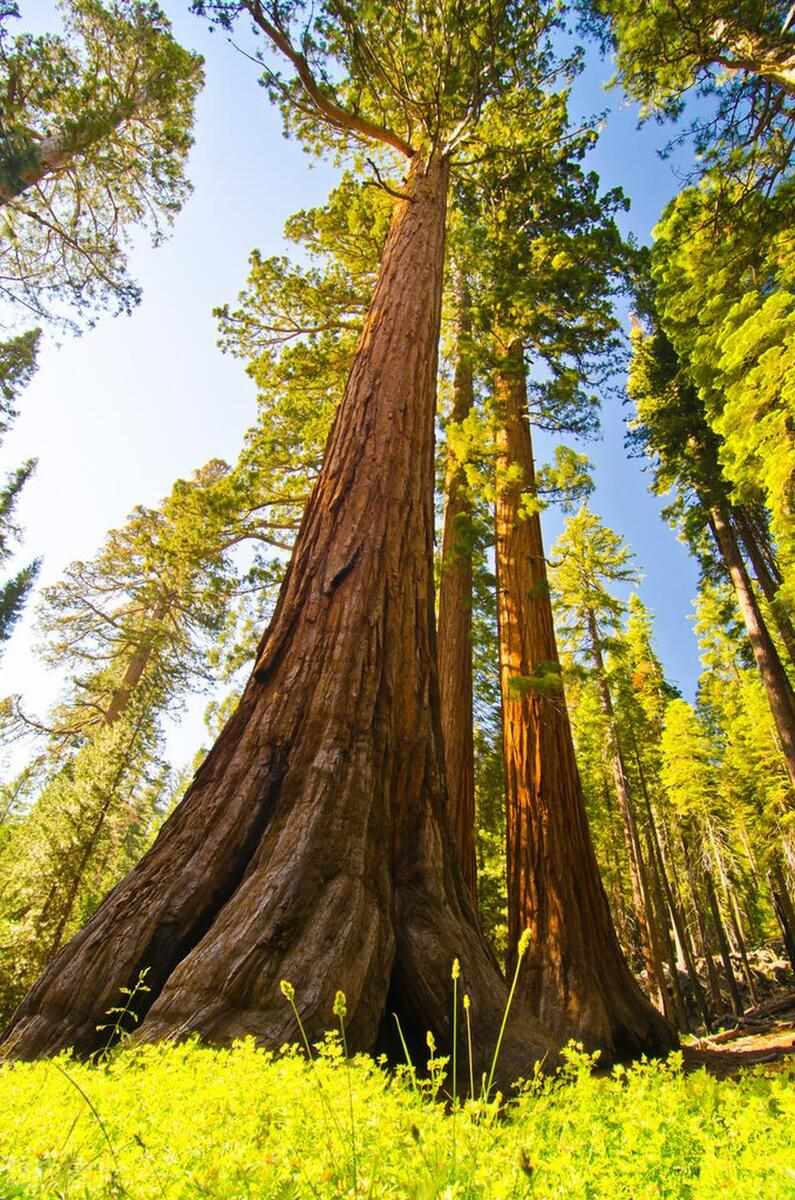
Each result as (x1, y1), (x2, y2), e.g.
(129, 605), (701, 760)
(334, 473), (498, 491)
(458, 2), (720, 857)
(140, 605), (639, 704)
(1, 2), (702, 766)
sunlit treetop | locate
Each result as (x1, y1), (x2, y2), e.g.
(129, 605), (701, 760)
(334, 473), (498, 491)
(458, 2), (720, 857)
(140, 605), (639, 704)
(551, 506), (640, 663)
(192, 0), (565, 164)
(646, 175), (795, 603)
(452, 86), (630, 436)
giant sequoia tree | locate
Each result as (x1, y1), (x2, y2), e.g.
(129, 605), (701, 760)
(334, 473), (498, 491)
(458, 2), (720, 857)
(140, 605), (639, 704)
(1, 0), (570, 1078)
(453, 93), (674, 1052)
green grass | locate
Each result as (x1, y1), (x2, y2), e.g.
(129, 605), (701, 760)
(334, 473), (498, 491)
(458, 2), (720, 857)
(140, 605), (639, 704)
(0, 1037), (794, 1199)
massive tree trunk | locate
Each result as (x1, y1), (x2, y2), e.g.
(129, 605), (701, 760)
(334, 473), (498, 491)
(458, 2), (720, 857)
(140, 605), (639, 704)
(709, 503), (795, 789)
(0, 155), (557, 1084)
(437, 281), (477, 900)
(493, 340), (675, 1059)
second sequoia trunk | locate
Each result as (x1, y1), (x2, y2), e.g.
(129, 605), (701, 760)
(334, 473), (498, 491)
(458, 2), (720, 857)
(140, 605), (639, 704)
(1, 156), (556, 1083)
(494, 341), (675, 1058)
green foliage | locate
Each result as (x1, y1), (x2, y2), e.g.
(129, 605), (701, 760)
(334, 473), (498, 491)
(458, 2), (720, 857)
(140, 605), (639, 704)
(507, 661), (563, 698)
(0, 0), (203, 327)
(660, 698), (720, 822)
(627, 310), (729, 567)
(454, 78), (630, 432)
(0, 1038), (794, 1197)
(215, 176), (391, 550)
(194, 0), (560, 162)
(536, 445), (594, 511)
(649, 178), (795, 610)
(0, 457), (290, 1021)
(551, 505), (639, 663)
(694, 580), (795, 867)
(35, 460), (256, 734)
(0, 329), (40, 650)
(0, 714), (169, 1020)
(579, 0), (795, 183)
(0, 329), (39, 436)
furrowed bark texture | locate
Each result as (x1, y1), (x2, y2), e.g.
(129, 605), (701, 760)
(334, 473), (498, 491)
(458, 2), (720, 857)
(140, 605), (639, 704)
(1, 156), (556, 1085)
(494, 342), (675, 1060)
(437, 284), (477, 900)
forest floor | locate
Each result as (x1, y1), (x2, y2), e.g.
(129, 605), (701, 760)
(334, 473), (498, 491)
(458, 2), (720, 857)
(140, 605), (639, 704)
(683, 989), (795, 1077)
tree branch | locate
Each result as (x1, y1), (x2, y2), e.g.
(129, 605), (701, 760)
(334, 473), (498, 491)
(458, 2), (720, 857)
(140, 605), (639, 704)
(244, 0), (414, 158)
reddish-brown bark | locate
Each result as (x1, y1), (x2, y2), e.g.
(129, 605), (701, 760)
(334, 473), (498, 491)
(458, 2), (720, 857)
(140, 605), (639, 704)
(1, 156), (556, 1085)
(494, 341), (675, 1059)
(437, 284), (477, 901)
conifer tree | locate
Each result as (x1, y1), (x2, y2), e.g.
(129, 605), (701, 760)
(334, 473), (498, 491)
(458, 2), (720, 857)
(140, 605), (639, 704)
(694, 581), (795, 970)
(578, 0), (795, 184)
(611, 596), (706, 1029)
(437, 82), (674, 1052)
(659, 697), (746, 1015)
(551, 508), (676, 1020)
(0, 1), (203, 325)
(0, 329), (41, 651)
(629, 187), (795, 789)
(0, 458), (281, 1022)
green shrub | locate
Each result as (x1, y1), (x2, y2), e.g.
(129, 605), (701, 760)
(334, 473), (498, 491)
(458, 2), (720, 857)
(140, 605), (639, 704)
(0, 1038), (793, 1198)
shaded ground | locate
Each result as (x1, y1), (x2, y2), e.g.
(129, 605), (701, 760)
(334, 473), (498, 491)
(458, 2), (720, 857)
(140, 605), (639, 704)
(682, 990), (795, 1078)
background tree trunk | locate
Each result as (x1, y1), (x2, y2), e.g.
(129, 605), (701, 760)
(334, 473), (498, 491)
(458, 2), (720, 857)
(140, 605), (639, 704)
(437, 281), (477, 900)
(494, 340), (675, 1059)
(769, 862), (795, 972)
(709, 504), (795, 788)
(588, 625), (665, 1008)
(1, 156), (556, 1085)
(704, 868), (743, 1017)
(734, 506), (795, 669)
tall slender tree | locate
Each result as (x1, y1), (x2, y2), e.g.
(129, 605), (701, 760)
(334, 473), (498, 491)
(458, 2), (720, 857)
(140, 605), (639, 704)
(628, 284), (795, 790)
(437, 274), (478, 899)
